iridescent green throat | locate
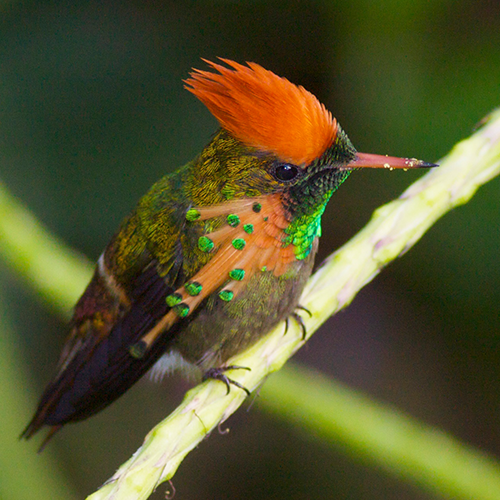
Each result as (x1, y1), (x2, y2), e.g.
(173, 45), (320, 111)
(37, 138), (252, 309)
(283, 161), (353, 260)
(284, 190), (333, 260)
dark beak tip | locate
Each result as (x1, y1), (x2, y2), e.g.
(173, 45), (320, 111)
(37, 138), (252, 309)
(417, 160), (439, 169)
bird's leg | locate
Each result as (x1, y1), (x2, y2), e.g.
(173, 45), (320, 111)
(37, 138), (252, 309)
(203, 365), (251, 395)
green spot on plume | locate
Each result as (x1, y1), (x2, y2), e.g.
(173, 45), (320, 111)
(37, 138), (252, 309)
(173, 303), (190, 318)
(166, 293), (182, 307)
(185, 209), (201, 222)
(129, 341), (147, 359)
(227, 214), (240, 227)
(229, 269), (245, 281)
(198, 236), (214, 252)
(232, 238), (246, 250)
(185, 282), (202, 296)
(243, 223), (254, 234)
(252, 203), (262, 213)
(219, 289), (234, 302)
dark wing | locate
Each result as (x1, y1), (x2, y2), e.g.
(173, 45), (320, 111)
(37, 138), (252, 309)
(22, 252), (186, 445)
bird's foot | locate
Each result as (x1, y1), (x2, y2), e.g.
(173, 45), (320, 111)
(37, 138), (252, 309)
(203, 365), (251, 396)
(284, 305), (312, 339)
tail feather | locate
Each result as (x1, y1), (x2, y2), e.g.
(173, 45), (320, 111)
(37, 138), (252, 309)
(22, 259), (184, 446)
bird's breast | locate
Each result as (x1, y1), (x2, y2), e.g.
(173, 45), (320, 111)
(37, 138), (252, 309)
(150, 194), (321, 374)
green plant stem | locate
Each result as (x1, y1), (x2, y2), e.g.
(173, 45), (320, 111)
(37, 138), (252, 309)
(0, 181), (92, 318)
(1, 109), (499, 500)
(262, 364), (500, 500)
(0, 286), (78, 500)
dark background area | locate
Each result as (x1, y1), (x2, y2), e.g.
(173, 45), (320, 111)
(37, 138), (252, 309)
(1, 1), (499, 499)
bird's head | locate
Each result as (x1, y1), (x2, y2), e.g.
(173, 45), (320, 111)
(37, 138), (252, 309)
(185, 59), (435, 218)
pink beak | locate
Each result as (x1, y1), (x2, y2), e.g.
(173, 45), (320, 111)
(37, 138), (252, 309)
(348, 152), (438, 170)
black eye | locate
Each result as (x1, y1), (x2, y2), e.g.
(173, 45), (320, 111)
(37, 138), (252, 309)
(273, 163), (300, 182)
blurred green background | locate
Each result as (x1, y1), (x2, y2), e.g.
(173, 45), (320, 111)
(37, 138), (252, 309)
(1, 1), (499, 499)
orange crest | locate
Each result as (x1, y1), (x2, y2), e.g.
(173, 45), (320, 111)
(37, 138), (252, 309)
(185, 59), (337, 166)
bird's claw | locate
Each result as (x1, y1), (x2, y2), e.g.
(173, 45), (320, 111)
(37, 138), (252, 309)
(203, 365), (251, 396)
(284, 304), (311, 339)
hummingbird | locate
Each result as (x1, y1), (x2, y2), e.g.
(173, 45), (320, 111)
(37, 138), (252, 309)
(23, 58), (436, 446)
